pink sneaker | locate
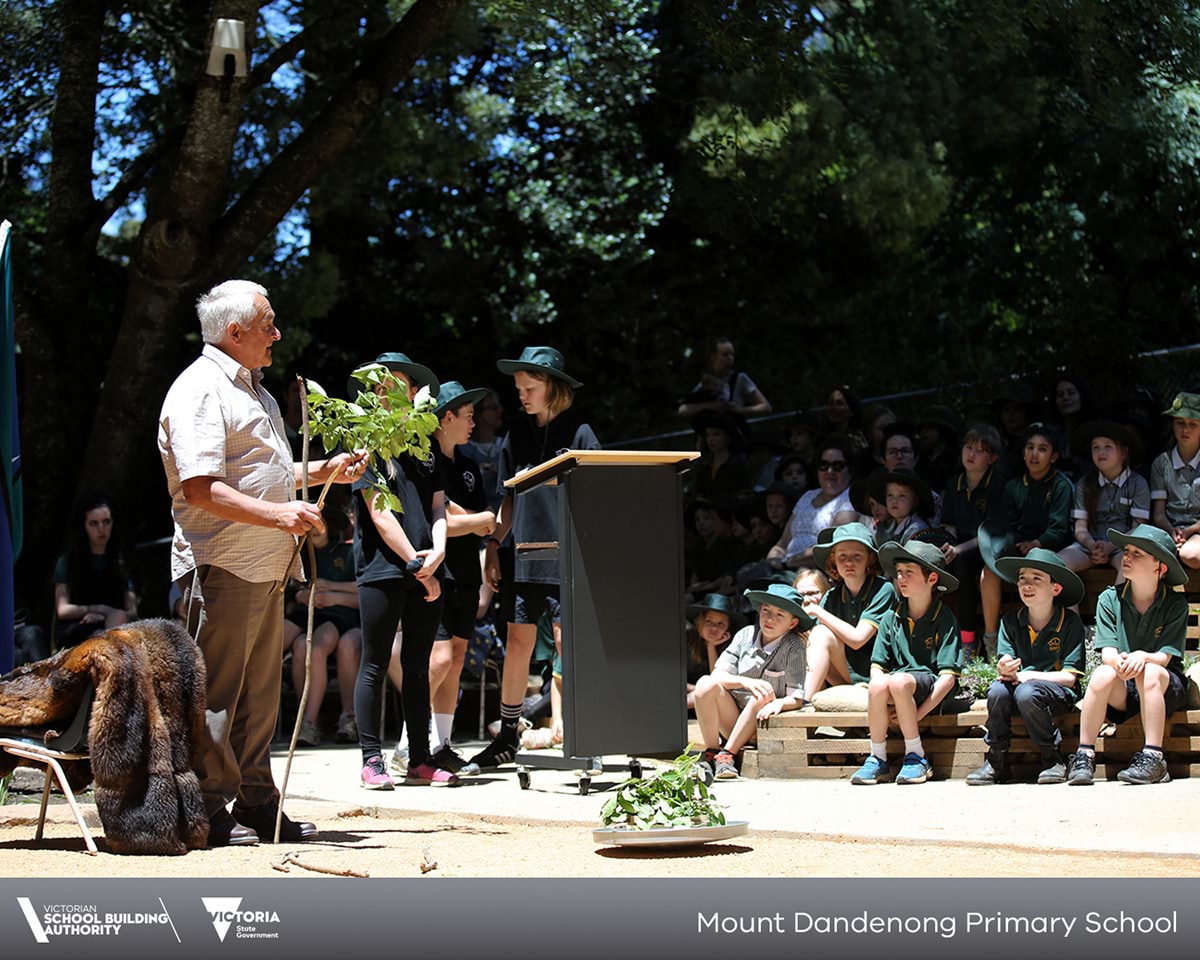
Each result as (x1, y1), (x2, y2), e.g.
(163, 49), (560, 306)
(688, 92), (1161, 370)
(361, 755), (395, 790)
(405, 762), (460, 786)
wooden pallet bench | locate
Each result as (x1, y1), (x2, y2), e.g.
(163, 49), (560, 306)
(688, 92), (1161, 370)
(743, 705), (1200, 781)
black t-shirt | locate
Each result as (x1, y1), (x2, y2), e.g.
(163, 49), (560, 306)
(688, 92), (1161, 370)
(353, 451), (445, 585)
(440, 446), (488, 588)
(497, 408), (601, 584)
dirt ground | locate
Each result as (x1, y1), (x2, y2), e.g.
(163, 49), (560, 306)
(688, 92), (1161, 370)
(1, 804), (1197, 879)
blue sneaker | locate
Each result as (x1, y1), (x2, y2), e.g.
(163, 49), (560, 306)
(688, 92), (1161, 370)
(895, 752), (932, 784)
(850, 755), (892, 785)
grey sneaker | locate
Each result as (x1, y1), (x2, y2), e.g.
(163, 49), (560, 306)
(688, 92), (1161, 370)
(335, 712), (358, 743)
(713, 750), (739, 780)
(1067, 751), (1095, 786)
(296, 719), (321, 747)
(1117, 750), (1170, 785)
(389, 744), (409, 775)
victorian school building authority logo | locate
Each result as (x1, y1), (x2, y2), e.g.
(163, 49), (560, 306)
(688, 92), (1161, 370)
(16, 897), (179, 943)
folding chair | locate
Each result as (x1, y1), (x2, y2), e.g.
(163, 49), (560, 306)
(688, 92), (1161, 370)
(0, 684), (97, 855)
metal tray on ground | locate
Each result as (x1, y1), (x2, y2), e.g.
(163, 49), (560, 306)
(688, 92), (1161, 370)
(592, 821), (749, 847)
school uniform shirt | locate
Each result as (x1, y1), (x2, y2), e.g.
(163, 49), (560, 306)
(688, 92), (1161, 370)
(940, 467), (1006, 541)
(353, 451), (445, 586)
(1150, 446), (1200, 527)
(996, 606), (1085, 686)
(1000, 468), (1074, 551)
(873, 513), (929, 548)
(821, 575), (897, 683)
(1071, 469), (1151, 539)
(497, 408), (600, 585)
(716, 624), (807, 698)
(438, 445), (488, 588)
(1093, 582), (1188, 674)
(870, 598), (961, 676)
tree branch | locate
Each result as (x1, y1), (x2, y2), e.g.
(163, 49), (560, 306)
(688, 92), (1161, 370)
(87, 130), (182, 239)
(249, 20), (325, 89)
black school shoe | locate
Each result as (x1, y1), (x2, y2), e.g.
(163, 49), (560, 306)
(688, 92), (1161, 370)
(1066, 752), (1095, 786)
(231, 802), (318, 842)
(1116, 751), (1171, 785)
(207, 808), (259, 847)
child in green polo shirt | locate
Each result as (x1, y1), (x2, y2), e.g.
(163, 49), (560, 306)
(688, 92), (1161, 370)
(851, 541), (961, 785)
(965, 550), (1085, 786)
(979, 423), (1074, 657)
(694, 584), (813, 781)
(1150, 391), (1200, 569)
(802, 523), (897, 699)
(1068, 525), (1190, 785)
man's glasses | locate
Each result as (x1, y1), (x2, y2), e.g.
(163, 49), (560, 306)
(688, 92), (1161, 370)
(817, 461), (847, 472)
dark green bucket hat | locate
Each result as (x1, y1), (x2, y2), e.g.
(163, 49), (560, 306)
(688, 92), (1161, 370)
(1162, 391), (1200, 421)
(868, 468), (935, 520)
(347, 352), (440, 399)
(994, 548), (1085, 607)
(685, 593), (748, 633)
(1108, 525), (1188, 586)
(496, 346), (582, 388)
(433, 381), (489, 418)
(743, 584), (816, 630)
(812, 522), (877, 569)
(1070, 419), (1144, 469)
(878, 539), (959, 593)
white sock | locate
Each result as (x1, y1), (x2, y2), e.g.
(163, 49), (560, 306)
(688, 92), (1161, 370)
(433, 713), (454, 748)
(870, 741), (887, 761)
(396, 726), (409, 752)
(904, 736), (924, 757)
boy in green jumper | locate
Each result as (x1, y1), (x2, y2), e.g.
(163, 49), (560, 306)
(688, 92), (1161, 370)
(979, 423), (1074, 657)
(1068, 525), (1190, 785)
(966, 550), (1085, 786)
(851, 541), (961, 785)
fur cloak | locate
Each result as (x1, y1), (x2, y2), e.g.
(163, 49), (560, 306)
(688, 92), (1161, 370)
(0, 619), (209, 854)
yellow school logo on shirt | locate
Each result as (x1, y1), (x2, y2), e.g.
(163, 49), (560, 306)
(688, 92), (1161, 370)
(1048, 637), (1060, 652)
(1155, 626), (1163, 639)
(925, 637), (934, 650)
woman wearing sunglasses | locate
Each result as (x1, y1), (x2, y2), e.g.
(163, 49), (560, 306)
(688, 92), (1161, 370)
(765, 438), (859, 570)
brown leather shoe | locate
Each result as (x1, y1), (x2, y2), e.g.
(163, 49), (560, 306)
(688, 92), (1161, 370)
(207, 808), (259, 847)
(231, 802), (317, 843)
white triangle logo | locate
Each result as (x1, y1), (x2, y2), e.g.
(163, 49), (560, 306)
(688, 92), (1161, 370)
(202, 897), (242, 942)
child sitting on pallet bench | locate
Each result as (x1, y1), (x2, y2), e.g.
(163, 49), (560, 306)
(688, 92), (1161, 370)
(1068, 525), (1190, 786)
(966, 550), (1086, 786)
(693, 584), (813, 781)
(851, 541), (962, 785)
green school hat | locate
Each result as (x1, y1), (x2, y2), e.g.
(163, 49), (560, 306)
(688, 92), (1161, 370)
(878, 539), (959, 593)
(433, 381), (489, 418)
(685, 593), (748, 633)
(348, 352), (440, 399)
(1162, 392), (1200, 421)
(850, 469), (885, 516)
(917, 404), (963, 436)
(812, 522), (877, 569)
(994, 548), (1086, 608)
(743, 583), (816, 630)
(977, 517), (1018, 581)
(1107, 526), (1188, 586)
(496, 346), (582, 388)
(867, 468), (935, 520)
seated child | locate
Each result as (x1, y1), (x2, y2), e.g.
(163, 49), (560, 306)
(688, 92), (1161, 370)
(685, 593), (744, 709)
(851, 540), (961, 785)
(870, 468), (933, 547)
(1068, 525), (1190, 786)
(966, 550), (1085, 785)
(979, 422), (1074, 656)
(694, 584), (813, 781)
(1150, 391), (1200, 568)
(1059, 420), (1150, 583)
(802, 523), (897, 698)
(939, 423), (1006, 658)
(792, 566), (831, 606)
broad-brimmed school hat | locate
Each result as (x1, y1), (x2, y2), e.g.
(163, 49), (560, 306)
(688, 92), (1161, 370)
(850, 469), (885, 516)
(878, 539), (959, 593)
(742, 571), (796, 592)
(684, 498), (731, 535)
(686, 593), (749, 632)
(496, 346), (582, 388)
(1108, 526), (1188, 586)
(433, 381), (489, 418)
(758, 480), (800, 511)
(917, 404), (963, 437)
(1162, 391), (1200, 421)
(812, 522), (877, 569)
(868, 468), (935, 520)
(692, 409), (748, 449)
(1070, 419), (1144, 469)
(994, 548), (1086, 607)
(991, 382), (1037, 406)
(743, 584), (816, 630)
(348, 352), (440, 399)
(977, 517), (1017, 580)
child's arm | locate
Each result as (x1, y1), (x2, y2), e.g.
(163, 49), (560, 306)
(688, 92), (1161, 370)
(1150, 498), (1174, 536)
(805, 603), (879, 650)
(756, 694), (803, 723)
(1032, 477), (1073, 551)
(915, 673), (957, 720)
(1149, 456), (1177, 535)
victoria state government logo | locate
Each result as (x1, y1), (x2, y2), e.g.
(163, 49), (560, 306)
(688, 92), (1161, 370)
(202, 897), (282, 942)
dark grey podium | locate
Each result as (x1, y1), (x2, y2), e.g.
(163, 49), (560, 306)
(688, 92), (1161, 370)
(505, 450), (699, 793)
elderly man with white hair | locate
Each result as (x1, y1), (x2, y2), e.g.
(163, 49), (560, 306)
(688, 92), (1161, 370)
(158, 279), (366, 847)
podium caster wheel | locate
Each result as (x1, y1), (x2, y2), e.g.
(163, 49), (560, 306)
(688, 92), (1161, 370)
(629, 760), (643, 779)
(518, 770), (531, 790)
(578, 777), (591, 796)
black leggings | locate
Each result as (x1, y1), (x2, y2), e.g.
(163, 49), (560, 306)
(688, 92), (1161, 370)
(355, 577), (444, 766)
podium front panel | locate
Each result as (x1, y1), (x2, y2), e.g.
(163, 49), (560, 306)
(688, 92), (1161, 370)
(559, 463), (686, 759)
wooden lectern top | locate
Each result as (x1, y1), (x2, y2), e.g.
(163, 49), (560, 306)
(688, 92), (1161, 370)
(504, 449), (700, 493)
